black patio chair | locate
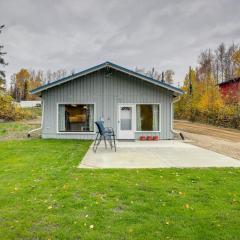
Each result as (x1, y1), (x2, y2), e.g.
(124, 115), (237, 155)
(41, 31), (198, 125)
(93, 121), (116, 152)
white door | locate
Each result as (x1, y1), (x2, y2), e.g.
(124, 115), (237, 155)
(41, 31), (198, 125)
(118, 104), (135, 139)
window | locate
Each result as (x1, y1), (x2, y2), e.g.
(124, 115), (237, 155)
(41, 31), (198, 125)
(136, 104), (159, 131)
(58, 104), (94, 132)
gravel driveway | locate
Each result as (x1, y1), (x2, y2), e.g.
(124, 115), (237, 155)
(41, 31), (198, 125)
(174, 120), (240, 160)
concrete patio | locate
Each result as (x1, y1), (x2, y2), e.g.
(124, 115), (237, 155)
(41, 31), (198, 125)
(79, 140), (240, 169)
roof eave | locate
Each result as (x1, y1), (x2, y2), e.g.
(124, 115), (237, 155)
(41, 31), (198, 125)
(30, 62), (108, 94)
(107, 63), (183, 95)
(31, 61), (184, 95)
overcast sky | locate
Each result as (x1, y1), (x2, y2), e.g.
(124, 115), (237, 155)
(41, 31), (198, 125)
(1, 0), (240, 87)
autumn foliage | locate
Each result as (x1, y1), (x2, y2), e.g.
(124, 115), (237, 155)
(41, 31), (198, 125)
(175, 45), (240, 129)
(0, 91), (35, 121)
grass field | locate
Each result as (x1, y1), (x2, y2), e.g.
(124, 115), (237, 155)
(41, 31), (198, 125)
(0, 139), (240, 239)
(0, 121), (40, 139)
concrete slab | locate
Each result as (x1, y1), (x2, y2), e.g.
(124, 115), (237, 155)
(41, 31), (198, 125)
(79, 140), (240, 169)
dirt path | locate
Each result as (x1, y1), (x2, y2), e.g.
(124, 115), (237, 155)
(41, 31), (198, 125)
(174, 120), (240, 160)
(23, 116), (42, 125)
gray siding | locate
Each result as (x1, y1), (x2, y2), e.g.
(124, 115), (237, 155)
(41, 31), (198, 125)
(41, 69), (174, 139)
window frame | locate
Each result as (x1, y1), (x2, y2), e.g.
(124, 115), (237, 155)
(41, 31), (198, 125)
(56, 102), (96, 134)
(135, 103), (161, 133)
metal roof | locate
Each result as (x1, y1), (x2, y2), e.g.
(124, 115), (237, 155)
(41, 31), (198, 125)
(218, 77), (240, 86)
(31, 61), (184, 95)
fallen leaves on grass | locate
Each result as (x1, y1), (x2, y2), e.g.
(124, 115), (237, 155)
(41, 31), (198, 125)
(184, 204), (190, 209)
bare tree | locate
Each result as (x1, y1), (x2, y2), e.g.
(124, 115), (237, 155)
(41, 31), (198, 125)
(198, 49), (214, 81)
(135, 67), (161, 80)
(0, 25), (7, 91)
(164, 69), (175, 84)
(215, 43), (226, 83)
(45, 69), (67, 83)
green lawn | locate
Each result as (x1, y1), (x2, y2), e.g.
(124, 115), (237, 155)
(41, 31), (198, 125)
(0, 139), (240, 239)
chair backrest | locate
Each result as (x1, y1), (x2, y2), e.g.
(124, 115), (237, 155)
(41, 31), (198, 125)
(95, 121), (105, 135)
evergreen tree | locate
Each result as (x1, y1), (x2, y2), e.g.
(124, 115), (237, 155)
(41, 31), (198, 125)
(0, 25), (7, 91)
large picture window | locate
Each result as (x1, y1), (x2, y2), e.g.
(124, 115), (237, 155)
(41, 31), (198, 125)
(136, 104), (159, 131)
(58, 104), (94, 132)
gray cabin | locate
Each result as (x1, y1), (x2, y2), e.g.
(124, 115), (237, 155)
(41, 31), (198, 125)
(31, 62), (183, 140)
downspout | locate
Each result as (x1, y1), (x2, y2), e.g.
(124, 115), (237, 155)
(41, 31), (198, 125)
(27, 99), (44, 137)
(171, 95), (184, 140)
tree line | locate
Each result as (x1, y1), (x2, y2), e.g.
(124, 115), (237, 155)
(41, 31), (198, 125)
(10, 68), (67, 101)
(10, 66), (175, 102)
(0, 25), (32, 120)
(135, 67), (175, 85)
(210, 43), (240, 83)
(175, 43), (240, 129)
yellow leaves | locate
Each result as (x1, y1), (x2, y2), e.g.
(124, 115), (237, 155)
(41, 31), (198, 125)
(0, 92), (34, 120)
(232, 50), (240, 63)
(174, 65), (240, 126)
(231, 198), (238, 205)
(48, 206), (53, 210)
(232, 50), (240, 76)
(184, 203), (190, 209)
(183, 203), (194, 210)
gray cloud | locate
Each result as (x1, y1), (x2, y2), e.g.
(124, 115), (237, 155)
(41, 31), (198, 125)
(0, 0), (240, 87)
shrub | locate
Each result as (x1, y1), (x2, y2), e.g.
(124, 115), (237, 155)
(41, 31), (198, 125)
(0, 92), (34, 121)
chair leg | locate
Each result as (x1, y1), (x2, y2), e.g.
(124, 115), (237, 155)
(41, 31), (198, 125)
(93, 133), (99, 151)
(110, 137), (113, 149)
(107, 135), (113, 149)
(103, 136), (107, 149)
(113, 133), (116, 152)
(93, 133), (101, 152)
